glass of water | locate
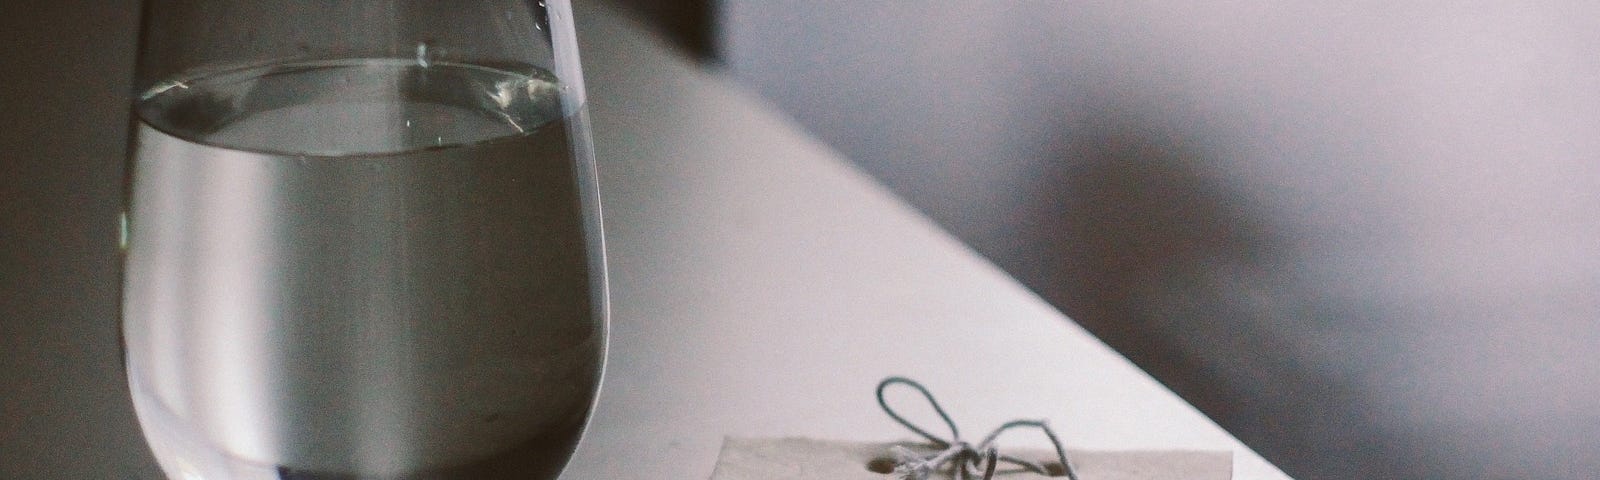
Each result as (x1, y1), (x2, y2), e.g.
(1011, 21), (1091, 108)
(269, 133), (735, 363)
(121, 1), (606, 478)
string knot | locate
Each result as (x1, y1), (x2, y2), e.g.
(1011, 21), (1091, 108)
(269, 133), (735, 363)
(876, 377), (1081, 480)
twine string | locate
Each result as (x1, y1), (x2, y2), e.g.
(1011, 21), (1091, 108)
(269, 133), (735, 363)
(875, 377), (1081, 480)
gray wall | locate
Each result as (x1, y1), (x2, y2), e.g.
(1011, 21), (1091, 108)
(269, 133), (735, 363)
(722, 2), (1600, 478)
(611, 0), (716, 59)
(0, 1), (159, 478)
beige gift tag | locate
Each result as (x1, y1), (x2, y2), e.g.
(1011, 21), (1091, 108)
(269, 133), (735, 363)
(709, 437), (1231, 480)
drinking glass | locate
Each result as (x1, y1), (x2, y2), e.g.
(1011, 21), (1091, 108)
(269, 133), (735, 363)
(120, 1), (606, 479)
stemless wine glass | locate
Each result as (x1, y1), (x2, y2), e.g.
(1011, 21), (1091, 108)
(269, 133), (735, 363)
(120, 1), (606, 479)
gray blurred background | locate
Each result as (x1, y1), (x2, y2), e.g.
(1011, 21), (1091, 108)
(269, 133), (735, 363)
(716, 3), (1600, 479)
(4, 1), (1598, 479)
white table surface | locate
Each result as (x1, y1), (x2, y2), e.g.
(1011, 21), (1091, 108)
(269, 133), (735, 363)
(564, 4), (1292, 480)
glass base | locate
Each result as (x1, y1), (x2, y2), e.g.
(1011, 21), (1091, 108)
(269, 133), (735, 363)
(131, 376), (580, 480)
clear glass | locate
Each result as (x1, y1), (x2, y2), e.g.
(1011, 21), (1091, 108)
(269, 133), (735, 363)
(120, 1), (607, 479)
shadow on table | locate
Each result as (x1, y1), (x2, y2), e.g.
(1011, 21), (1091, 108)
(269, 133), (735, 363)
(990, 111), (1443, 479)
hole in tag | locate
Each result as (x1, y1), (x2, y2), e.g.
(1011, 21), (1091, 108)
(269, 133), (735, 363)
(865, 456), (896, 474)
(1044, 461), (1068, 477)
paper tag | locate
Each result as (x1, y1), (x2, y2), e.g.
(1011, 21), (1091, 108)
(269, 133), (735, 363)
(709, 437), (1231, 480)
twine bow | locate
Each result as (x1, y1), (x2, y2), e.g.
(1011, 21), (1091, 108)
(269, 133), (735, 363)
(876, 377), (1081, 480)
